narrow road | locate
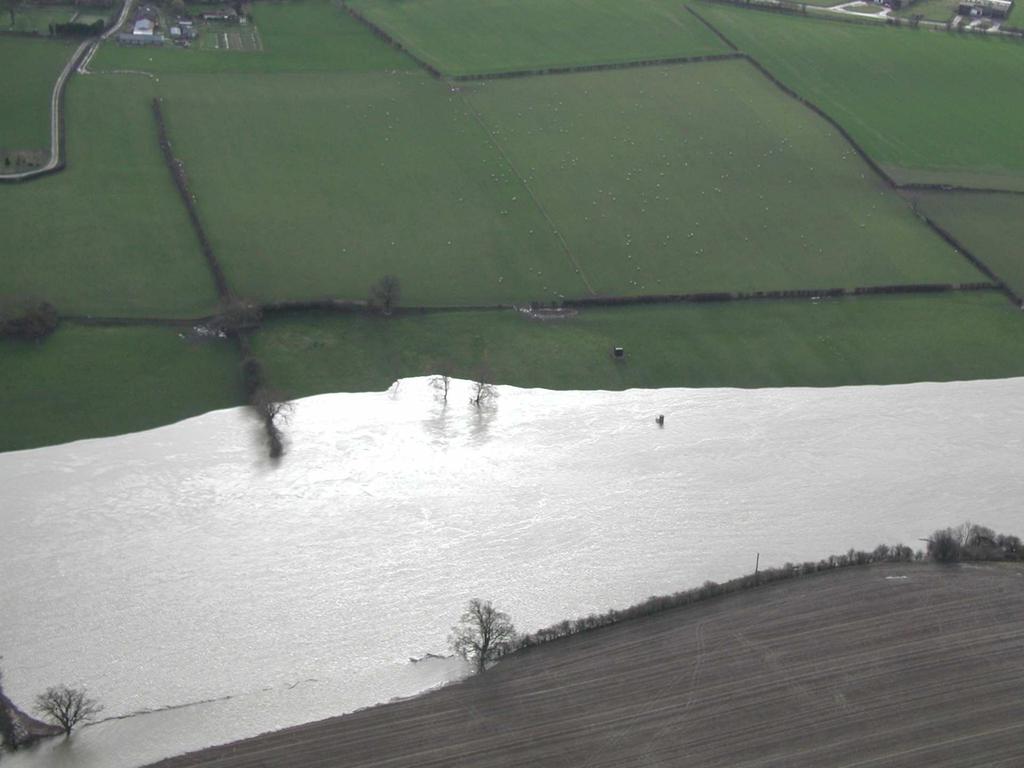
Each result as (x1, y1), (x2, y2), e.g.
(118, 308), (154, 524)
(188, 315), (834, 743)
(0, 0), (134, 182)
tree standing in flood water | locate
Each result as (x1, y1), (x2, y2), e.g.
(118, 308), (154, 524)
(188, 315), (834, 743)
(34, 686), (102, 737)
(450, 599), (517, 674)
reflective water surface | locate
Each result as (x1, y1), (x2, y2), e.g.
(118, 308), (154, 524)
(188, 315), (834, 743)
(2, 377), (1022, 768)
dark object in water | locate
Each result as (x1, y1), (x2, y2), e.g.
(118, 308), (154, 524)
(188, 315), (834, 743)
(656, 415), (665, 427)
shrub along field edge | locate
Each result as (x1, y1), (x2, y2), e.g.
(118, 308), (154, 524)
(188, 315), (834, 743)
(506, 523), (1021, 658)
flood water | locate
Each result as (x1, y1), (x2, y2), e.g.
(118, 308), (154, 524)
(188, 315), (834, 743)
(1, 376), (1022, 768)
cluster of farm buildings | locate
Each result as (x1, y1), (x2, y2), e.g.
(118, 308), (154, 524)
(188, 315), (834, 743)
(867, 0), (1012, 15)
(956, 0), (1013, 17)
(115, 3), (238, 46)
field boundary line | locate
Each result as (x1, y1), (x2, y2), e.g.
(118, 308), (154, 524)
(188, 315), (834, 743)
(457, 89), (597, 296)
(54, 282), (1004, 330)
(62, 315), (216, 327)
(151, 98), (232, 300)
(911, 212), (1024, 305)
(340, 1), (444, 77)
(264, 281), (1002, 312)
(685, 5), (1024, 308)
(685, 5), (740, 49)
(562, 282), (1001, 309)
(898, 182), (1024, 197)
(450, 51), (745, 81)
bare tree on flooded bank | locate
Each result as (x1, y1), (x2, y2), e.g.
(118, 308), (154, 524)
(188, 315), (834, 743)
(253, 388), (293, 460)
(469, 366), (498, 409)
(450, 599), (517, 674)
(431, 372), (451, 404)
(33, 686), (101, 737)
(241, 355), (293, 459)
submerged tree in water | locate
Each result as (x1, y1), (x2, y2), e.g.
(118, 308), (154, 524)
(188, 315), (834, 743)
(450, 599), (517, 674)
(33, 686), (102, 737)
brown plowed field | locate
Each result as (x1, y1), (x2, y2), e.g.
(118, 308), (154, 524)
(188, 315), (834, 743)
(152, 563), (1024, 768)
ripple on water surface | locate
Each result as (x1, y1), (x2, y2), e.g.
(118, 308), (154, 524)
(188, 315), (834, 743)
(1, 377), (1022, 768)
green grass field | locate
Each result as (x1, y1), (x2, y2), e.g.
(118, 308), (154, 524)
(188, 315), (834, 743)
(5, 2), (1024, 452)
(5, 292), (1024, 451)
(346, 0), (730, 75)
(4, 4), (77, 32)
(0, 36), (73, 153)
(158, 71), (582, 306)
(913, 192), (1024, 297)
(0, 75), (221, 316)
(253, 293), (1024, 396)
(894, 0), (959, 21)
(91, 0), (411, 74)
(465, 60), (982, 295)
(0, 325), (241, 453)
(157, 62), (982, 307)
(696, 3), (1024, 189)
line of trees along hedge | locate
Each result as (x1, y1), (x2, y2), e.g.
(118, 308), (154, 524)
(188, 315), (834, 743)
(341, 3), (442, 77)
(559, 282), (992, 309)
(928, 523), (1022, 563)
(0, 301), (58, 340)
(49, 19), (104, 36)
(499, 523), (1019, 659)
(453, 52), (745, 82)
(684, 13), (1022, 309)
(151, 99), (231, 299)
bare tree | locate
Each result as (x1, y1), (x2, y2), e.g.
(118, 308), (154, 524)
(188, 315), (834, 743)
(430, 372), (451, 404)
(370, 275), (401, 316)
(469, 378), (497, 409)
(252, 388), (293, 459)
(450, 599), (517, 674)
(33, 686), (102, 737)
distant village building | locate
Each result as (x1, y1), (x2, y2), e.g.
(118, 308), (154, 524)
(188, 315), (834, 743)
(132, 18), (155, 36)
(957, 0), (1013, 16)
(117, 32), (164, 45)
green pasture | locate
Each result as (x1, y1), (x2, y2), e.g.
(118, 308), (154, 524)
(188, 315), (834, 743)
(0, 325), (241, 453)
(253, 293), (1024, 397)
(914, 192), (1024, 297)
(465, 61), (983, 295)
(346, 0), (730, 75)
(158, 72), (582, 306)
(696, 3), (1024, 188)
(91, 0), (410, 73)
(0, 36), (72, 153)
(894, 0), (959, 21)
(0, 75), (220, 316)
(4, 292), (1024, 452)
(4, 4), (77, 32)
